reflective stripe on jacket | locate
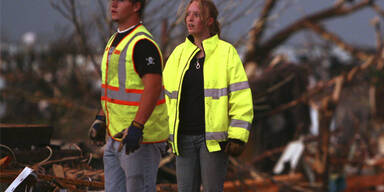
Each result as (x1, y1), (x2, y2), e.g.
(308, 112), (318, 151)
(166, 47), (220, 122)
(101, 24), (168, 143)
(163, 34), (253, 155)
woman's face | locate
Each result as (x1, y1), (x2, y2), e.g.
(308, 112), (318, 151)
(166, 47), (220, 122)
(186, 1), (210, 38)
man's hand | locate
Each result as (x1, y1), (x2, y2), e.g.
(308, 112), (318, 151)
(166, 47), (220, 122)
(89, 115), (106, 146)
(120, 121), (144, 155)
(225, 139), (246, 157)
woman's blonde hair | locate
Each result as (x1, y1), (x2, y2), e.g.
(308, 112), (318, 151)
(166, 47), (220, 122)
(185, 0), (220, 37)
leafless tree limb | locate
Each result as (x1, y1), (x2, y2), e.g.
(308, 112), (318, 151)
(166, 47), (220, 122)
(50, 1), (72, 21)
(154, 0), (188, 55)
(371, 17), (384, 69)
(305, 22), (371, 61)
(220, 0), (261, 29)
(371, 16), (383, 51)
(256, 55), (376, 119)
(371, 3), (384, 18)
(245, 0), (278, 67)
(245, 0), (373, 66)
(249, 0), (278, 47)
(50, 0), (101, 77)
(93, 0), (114, 46)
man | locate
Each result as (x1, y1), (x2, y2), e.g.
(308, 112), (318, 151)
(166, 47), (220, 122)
(88, 0), (168, 191)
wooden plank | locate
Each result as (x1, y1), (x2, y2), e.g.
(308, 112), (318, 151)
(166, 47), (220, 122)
(345, 173), (384, 191)
(2, 168), (382, 192)
(52, 164), (65, 178)
(223, 173), (303, 192)
(0, 169), (104, 189)
(0, 156), (11, 168)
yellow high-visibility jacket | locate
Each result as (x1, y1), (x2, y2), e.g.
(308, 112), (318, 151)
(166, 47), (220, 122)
(163, 34), (253, 155)
(101, 24), (168, 143)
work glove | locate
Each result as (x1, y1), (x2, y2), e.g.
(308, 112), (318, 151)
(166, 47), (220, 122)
(118, 121), (144, 155)
(225, 139), (246, 157)
(89, 115), (106, 146)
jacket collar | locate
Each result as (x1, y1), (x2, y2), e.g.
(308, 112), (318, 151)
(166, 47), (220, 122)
(201, 34), (219, 58)
(185, 34), (219, 59)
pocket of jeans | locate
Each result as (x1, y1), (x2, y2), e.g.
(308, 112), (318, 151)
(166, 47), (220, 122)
(155, 142), (168, 156)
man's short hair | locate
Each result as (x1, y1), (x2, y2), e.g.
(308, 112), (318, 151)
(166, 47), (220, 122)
(130, 0), (146, 19)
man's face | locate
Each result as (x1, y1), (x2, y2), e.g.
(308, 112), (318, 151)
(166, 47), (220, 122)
(109, 0), (138, 23)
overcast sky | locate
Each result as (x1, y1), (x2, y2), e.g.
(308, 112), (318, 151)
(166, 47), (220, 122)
(1, 0), (384, 47)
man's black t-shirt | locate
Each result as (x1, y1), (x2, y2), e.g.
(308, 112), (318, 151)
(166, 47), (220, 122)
(110, 26), (162, 77)
(178, 55), (206, 135)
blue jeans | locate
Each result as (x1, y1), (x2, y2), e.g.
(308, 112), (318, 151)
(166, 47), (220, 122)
(103, 137), (166, 192)
(176, 134), (228, 192)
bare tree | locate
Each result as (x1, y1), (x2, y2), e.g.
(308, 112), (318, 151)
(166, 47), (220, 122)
(50, 0), (114, 77)
(245, 0), (375, 68)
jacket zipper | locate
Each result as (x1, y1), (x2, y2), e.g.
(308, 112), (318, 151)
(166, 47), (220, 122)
(173, 48), (199, 155)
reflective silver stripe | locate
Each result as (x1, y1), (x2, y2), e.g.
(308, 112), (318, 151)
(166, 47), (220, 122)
(118, 32), (153, 91)
(164, 89), (171, 98)
(108, 91), (141, 102)
(164, 89), (178, 99)
(117, 39), (129, 93)
(159, 89), (165, 100)
(169, 134), (174, 142)
(204, 88), (228, 99)
(205, 132), (228, 141)
(102, 31), (165, 103)
(204, 81), (250, 99)
(107, 47), (115, 63)
(129, 32), (153, 44)
(229, 81), (250, 92)
(230, 119), (252, 131)
(102, 87), (165, 102)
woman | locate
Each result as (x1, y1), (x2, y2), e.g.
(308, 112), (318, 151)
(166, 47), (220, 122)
(163, 0), (253, 191)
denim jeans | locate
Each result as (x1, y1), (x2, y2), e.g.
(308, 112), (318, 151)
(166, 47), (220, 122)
(176, 134), (228, 192)
(103, 137), (166, 192)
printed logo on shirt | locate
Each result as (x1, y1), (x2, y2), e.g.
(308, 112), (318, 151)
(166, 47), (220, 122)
(146, 57), (155, 66)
